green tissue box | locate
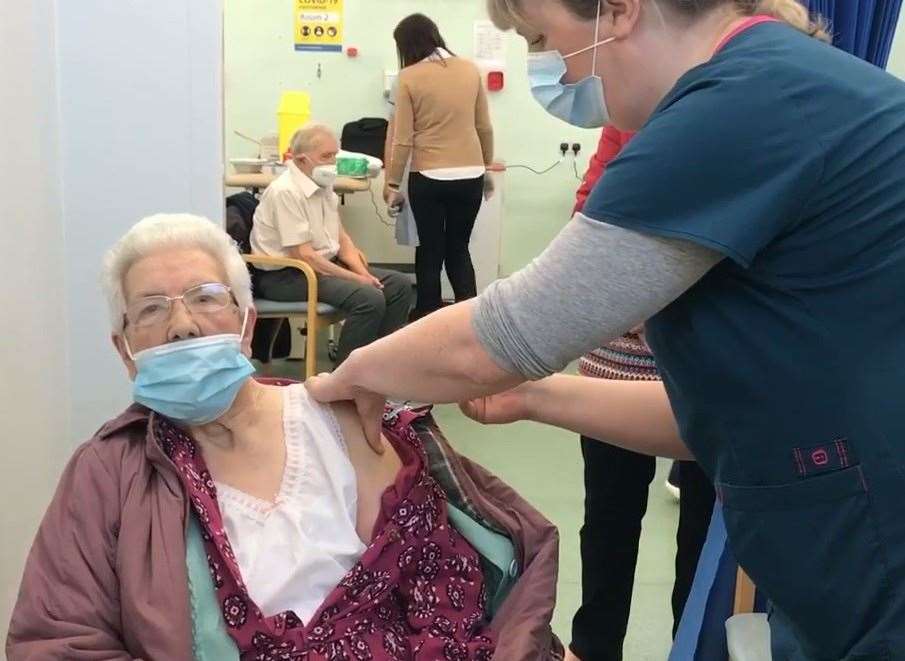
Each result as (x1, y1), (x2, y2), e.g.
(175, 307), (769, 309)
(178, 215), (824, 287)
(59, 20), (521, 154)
(336, 157), (370, 178)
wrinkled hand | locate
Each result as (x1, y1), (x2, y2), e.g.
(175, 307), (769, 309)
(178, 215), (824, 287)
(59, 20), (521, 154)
(355, 273), (384, 289)
(386, 189), (405, 211)
(306, 370), (386, 454)
(459, 382), (534, 426)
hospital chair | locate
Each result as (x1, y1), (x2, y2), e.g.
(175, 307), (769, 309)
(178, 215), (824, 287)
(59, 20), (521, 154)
(241, 253), (346, 379)
(226, 192), (349, 379)
(734, 568), (757, 615)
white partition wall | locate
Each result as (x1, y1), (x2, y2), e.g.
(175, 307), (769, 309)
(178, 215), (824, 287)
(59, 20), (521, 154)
(55, 0), (225, 441)
(1, 0), (225, 646)
(0, 1), (70, 646)
(889, 7), (905, 79)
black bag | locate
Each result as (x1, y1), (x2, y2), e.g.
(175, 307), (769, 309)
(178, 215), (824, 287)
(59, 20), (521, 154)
(225, 192), (258, 254)
(224, 192), (291, 361)
(340, 117), (389, 161)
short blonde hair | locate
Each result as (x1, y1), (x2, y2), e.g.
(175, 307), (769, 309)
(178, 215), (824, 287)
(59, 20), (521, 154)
(487, 0), (531, 32)
(487, 0), (829, 41)
(101, 214), (253, 333)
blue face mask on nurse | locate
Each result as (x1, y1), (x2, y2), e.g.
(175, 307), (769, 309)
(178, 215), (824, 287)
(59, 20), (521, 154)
(527, 0), (616, 128)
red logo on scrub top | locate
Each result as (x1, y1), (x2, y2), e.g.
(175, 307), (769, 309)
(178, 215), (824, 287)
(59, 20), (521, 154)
(793, 439), (854, 478)
(811, 449), (829, 466)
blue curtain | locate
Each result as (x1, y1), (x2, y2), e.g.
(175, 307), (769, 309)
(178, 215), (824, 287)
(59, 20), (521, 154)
(803, 0), (904, 67)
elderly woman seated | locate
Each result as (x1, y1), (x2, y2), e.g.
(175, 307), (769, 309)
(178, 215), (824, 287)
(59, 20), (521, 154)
(6, 214), (559, 661)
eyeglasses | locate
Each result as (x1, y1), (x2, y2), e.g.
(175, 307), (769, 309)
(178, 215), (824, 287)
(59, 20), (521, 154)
(125, 282), (235, 328)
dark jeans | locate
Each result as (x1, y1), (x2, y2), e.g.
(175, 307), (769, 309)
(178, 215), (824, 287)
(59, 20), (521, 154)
(253, 266), (412, 365)
(570, 439), (715, 661)
(407, 172), (484, 315)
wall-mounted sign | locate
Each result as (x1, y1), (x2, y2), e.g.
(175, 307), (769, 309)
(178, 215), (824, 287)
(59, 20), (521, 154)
(295, 0), (344, 52)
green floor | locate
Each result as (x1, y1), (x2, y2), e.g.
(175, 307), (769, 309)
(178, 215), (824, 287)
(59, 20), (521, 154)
(258, 353), (678, 659)
(431, 405), (678, 660)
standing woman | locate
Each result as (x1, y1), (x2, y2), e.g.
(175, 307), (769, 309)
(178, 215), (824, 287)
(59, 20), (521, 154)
(385, 14), (495, 318)
(568, 124), (715, 661)
(311, 0), (905, 657)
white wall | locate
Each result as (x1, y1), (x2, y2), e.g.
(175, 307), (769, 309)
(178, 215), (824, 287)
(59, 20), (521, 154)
(1, 0), (226, 648)
(887, 7), (905, 79)
(56, 0), (225, 441)
(225, 3), (905, 276)
(0, 0), (69, 648)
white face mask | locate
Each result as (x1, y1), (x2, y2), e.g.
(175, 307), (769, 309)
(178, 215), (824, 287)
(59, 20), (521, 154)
(295, 153), (337, 188)
(527, 0), (618, 128)
(311, 164), (337, 188)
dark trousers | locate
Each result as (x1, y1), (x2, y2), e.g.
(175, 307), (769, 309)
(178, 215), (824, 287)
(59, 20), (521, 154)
(672, 460), (715, 637)
(254, 266), (412, 365)
(570, 439), (716, 660)
(407, 172), (484, 315)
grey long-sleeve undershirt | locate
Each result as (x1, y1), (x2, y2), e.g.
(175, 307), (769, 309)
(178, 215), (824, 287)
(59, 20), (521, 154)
(472, 213), (723, 380)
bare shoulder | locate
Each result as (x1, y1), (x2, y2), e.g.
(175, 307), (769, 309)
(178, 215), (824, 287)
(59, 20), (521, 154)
(329, 402), (403, 542)
(330, 402), (402, 481)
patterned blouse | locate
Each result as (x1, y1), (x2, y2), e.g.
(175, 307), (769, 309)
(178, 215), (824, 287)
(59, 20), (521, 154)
(157, 408), (495, 660)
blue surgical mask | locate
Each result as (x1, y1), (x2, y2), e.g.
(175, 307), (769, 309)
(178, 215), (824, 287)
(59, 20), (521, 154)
(528, 0), (615, 128)
(125, 312), (255, 425)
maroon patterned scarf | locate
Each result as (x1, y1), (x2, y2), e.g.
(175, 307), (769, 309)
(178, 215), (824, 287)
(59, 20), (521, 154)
(156, 407), (495, 660)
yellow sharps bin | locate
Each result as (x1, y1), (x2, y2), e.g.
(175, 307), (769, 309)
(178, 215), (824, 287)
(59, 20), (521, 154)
(277, 91), (312, 158)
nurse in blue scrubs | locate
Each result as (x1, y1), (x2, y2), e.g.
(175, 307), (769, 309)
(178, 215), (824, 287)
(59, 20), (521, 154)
(308, 0), (905, 657)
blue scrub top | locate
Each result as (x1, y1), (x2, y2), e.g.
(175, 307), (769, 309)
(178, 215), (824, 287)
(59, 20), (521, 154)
(584, 22), (905, 659)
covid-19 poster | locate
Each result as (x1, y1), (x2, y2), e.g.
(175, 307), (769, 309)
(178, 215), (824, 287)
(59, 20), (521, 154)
(295, 0), (344, 52)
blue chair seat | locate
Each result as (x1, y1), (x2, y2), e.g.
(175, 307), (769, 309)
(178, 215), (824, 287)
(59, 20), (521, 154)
(253, 298), (340, 316)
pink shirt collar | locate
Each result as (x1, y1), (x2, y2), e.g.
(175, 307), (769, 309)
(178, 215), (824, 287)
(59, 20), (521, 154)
(714, 15), (780, 54)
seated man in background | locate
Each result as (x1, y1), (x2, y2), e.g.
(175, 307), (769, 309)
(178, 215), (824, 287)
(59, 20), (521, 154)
(251, 123), (412, 364)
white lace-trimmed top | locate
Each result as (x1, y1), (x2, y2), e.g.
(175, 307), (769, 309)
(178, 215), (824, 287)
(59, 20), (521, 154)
(215, 384), (367, 624)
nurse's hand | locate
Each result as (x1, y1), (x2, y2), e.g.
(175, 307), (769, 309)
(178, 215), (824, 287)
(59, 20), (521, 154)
(459, 382), (535, 426)
(306, 370), (386, 455)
